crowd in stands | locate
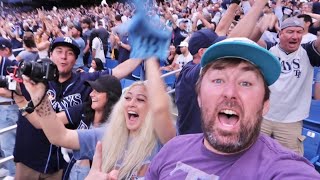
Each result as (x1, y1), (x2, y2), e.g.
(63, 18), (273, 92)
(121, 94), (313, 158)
(0, 0), (320, 179)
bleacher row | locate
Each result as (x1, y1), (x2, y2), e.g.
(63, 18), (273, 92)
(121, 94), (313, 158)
(104, 58), (176, 90)
(304, 67), (320, 171)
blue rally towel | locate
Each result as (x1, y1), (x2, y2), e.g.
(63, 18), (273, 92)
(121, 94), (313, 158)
(128, 0), (171, 61)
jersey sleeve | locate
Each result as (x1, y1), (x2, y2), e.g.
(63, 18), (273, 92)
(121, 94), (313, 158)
(73, 127), (105, 160)
(265, 41), (276, 50)
(64, 103), (85, 127)
(302, 41), (320, 67)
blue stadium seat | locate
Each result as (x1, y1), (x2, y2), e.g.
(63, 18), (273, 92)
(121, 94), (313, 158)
(120, 79), (136, 89)
(303, 100), (320, 171)
(105, 58), (119, 69)
(162, 70), (176, 90)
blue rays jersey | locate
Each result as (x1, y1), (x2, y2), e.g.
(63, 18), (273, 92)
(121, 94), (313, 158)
(14, 69), (111, 174)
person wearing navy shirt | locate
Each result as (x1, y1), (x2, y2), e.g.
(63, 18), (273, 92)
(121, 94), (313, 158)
(0, 38), (19, 176)
(175, 29), (224, 135)
(5, 37), (142, 179)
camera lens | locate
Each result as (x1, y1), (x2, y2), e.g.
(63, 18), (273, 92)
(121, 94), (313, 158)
(19, 61), (32, 77)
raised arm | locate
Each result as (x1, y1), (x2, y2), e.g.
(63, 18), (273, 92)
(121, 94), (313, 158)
(228, 0), (268, 38)
(112, 58), (142, 79)
(215, 2), (239, 36)
(145, 58), (176, 144)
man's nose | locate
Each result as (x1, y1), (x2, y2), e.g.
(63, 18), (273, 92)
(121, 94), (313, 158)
(222, 82), (237, 100)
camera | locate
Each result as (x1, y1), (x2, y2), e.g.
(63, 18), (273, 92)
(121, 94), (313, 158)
(18, 58), (59, 83)
(0, 75), (17, 91)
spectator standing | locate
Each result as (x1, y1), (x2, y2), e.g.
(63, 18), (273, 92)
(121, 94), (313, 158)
(259, 17), (320, 155)
(70, 22), (85, 70)
(0, 38), (19, 177)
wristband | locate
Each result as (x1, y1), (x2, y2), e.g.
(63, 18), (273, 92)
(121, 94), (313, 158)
(19, 101), (34, 116)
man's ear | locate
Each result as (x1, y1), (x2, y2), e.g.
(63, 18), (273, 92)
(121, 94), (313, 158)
(262, 100), (270, 116)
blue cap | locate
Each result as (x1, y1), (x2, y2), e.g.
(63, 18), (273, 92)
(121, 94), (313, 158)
(201, 38), (280, 85)
(188, 29), (225, 55)
(51, 37), (80, 57)
(0, 38), (12, 50)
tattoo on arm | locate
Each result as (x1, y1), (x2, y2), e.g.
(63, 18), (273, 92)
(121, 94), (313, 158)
(35, 96), (53, 118)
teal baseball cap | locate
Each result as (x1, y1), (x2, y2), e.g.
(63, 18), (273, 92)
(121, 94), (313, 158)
(201, 38), (280, 86)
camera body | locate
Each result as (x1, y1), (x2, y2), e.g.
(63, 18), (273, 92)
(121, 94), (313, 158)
(0, 75), (17, 91)
(18, 58), (59, 83)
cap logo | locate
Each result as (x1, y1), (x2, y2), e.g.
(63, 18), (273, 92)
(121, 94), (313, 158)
(64, 37), (72, 44)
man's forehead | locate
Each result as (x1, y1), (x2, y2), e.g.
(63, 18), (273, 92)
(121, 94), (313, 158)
(54, 46), (74, 52)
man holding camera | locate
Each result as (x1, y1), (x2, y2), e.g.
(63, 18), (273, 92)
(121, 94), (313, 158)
(0, 37), (19, 177)
(0, 36), (142, 179)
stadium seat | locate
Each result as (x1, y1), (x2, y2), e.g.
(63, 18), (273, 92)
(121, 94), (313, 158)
(303, 100), (320, 171)
(120, 79), (136, 89)
(162, 70), (176, 90)
(105, 58), (119, 69)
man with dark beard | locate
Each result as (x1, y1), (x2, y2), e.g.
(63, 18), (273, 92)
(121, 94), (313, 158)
(145, 38), (320, 179)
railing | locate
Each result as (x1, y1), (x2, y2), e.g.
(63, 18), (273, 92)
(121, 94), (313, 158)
(12, 48), (24, 53)
(0, 65), (182, 165)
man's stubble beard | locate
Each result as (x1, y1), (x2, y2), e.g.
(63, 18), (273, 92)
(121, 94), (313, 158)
(201, 106), (263, 154)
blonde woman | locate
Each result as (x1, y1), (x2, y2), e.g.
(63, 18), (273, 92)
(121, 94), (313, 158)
(22, 57), (176, 179)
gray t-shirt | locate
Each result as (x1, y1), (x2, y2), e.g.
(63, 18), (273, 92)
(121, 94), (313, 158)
(74, 127), (105, 160)
(74, 127), (162, 162)
(17, 51), (39, 62)
(74, 37), (85, 69)
(146, 133), (320, 179)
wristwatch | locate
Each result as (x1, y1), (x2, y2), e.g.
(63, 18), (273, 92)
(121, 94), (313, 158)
(118, 41), (123, 46)
(19, 101), (34, 116)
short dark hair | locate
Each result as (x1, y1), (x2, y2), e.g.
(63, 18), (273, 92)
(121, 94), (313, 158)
(196, 58), (270, 102)
(23, 32), (37, 48)
(297, 14), (313, 26)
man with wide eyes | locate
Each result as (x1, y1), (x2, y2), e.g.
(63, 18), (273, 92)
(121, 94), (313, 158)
(146, 38), (320, 180)
(259, 16), (320, 155)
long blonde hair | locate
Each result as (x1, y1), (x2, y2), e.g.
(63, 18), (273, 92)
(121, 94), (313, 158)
(101, 82), (157, 179)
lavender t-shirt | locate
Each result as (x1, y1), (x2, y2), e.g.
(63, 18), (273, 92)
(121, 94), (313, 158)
(146, 133), (320, 180)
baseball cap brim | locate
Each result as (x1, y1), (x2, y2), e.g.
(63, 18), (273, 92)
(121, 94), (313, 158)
(51, 42), (80, 57)
(201, 38), (281, 86)
(85, 80), (105, 92)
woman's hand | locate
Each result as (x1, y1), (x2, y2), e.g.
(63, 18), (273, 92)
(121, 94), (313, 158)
(85, 141), (108, 180)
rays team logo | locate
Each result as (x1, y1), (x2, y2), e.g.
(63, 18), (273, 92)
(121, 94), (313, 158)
(47, 90), (56, 101)
(64, 37), (73, 44)
(279, 58), (301, 78)
(47, 89), (82, 111)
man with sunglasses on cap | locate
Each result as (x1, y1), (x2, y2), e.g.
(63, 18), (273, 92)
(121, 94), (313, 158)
(146, 37), (320, 180)
(0, 36), (142, 179)
(256, 16), (320, 156)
